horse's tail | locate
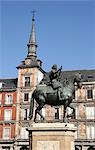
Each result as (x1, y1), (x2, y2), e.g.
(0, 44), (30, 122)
(29, 92), (34, 120)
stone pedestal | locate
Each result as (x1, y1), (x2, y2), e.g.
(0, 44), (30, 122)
(27, 123), (76, 150)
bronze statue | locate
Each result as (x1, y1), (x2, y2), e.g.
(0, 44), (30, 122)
(49, 64), (62, 84)
(29, 66), (82, 123)
(48, 64), (62, 100)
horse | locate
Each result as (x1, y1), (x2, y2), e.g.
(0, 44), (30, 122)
(29, 73), (82, 122)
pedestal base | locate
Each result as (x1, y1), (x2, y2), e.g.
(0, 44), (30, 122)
(27, 123), (76, 150)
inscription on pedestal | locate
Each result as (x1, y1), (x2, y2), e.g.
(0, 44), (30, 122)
(37, 141), (59, 150)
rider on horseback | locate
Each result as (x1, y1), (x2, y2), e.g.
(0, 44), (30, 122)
(48, 64), (62, 100)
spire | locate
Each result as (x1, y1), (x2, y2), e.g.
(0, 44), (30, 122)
(27, 10), (37, 57)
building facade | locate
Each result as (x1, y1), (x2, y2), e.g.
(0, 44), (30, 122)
(61, 71), (95, 150)
(0, 79), (17, 149)
(0, 14), (95, 150)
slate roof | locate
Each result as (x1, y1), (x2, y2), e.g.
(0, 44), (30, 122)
(43, 69), (95, 84)
(61, 70), (95, 82)
(16, 59), (39, 69)
(0, 70), (94, 90)
(0, 78), (18, 90)
(16, 59), (45, 74)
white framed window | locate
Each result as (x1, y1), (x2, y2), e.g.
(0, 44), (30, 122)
(86, 107), (95, 119)
(0, 82), (5, 88)
(4, 109), (12, 121)
(3, 127), (10, 139)
(24, 109), (28, 120)
(42, 108), (45, 118)
(87, 125), (95, 139)
(5, 94), (13, 104)
(0, 82), (2, 88)
(21, 108), (29, 120)
(24, 93), (29, 101)
(87, 89), (93, 99)
(24, 76), (30, 87)
(67, 107), (73, 116)
(75, 106), (78, 119)
(55, 107), (59, 120)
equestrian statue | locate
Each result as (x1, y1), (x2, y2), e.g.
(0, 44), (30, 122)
(29, 64), (82, 123)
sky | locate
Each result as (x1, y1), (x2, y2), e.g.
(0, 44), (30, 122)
(0, 0), (95, 78)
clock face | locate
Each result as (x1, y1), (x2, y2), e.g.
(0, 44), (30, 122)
(25, 59), (31, 65)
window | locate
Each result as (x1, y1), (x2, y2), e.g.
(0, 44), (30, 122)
(87, 89), (93, 99)
(55, 108), (59, 119)
(4, 109), (12, 121)
(24, 109), (29, 120)
(75, 147), (79, 150)
(67, 107), (75, 119)
(25, 77), (30, 87)
(5, 94), (12, 104)
(86, 107), (95, 119)
(75, 146), (82, 150)
(24, 109), (27, 120)
(20, 146), (29, 150)
(2, 147), (10, 150)
(3, 127), (10, 139)
(24, 93), (29, 101)
(87, 126), (95, 139)
(0, 82), (2, 88)
(0, 82), (5, 88)
(42, 108), (45, 118)
(87, 146), (95, 150)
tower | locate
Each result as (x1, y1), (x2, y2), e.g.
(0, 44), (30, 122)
(16, 12), (44, 149)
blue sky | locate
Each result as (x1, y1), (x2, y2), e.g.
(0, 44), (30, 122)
(1, 0), (95, 78)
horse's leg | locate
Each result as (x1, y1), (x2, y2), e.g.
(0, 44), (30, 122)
(63, 106), (67, 123)
(34, 102), (45, 122)
(63, 99), (70, 123)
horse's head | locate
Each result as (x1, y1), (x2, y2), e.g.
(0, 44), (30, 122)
(74, 73), (82, 88)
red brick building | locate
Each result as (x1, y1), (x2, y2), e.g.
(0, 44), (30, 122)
(0, 79), (17, 149)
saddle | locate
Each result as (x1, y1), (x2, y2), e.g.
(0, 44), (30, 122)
(46, 85), (57, 94)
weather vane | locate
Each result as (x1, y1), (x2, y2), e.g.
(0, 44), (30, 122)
(31, 9), (36, 21)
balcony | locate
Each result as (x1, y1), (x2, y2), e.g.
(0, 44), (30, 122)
(0, 138), (15, 143)
(3, 103), (13, 107)
(0, 119), (16, 124)
(3, 99), (13, 106)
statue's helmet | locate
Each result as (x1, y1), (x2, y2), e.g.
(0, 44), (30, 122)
(52, 64), (57, 70)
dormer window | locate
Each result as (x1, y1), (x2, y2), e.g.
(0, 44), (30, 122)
(0, 82), (5, 88)
(25, 77), (30, 87)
